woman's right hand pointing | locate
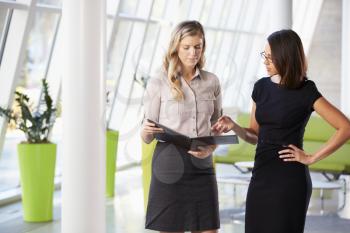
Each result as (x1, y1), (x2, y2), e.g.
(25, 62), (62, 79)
(211, 115), (235, 134)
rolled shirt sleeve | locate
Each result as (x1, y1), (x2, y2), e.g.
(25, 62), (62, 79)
(142, 76), (161, 123)
(210, 75), (223, 126)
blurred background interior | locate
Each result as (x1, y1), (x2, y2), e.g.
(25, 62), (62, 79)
(0, 0), (350, 232)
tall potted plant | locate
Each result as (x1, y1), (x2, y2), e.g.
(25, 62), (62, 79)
(0, 79), (56, 222)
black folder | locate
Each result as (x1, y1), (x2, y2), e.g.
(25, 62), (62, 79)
(147, 119), (239, 150)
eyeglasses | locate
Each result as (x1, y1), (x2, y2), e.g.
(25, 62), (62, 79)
(260, 51), (274, 63)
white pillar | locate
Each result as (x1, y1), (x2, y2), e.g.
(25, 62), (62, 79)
(62, 0), (106, 232)
(269, 0), (292, 32)
(341, 0), (350, 117)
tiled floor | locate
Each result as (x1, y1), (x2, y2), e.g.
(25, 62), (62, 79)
(1, 164), (350, 233)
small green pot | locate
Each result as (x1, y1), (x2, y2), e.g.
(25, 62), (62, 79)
(141, 140), (157, 210)
(106, 130), (119, 197)
(17, 143), (56, 222)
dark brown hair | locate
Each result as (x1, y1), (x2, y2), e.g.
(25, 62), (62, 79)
(267, 29), (307, 89)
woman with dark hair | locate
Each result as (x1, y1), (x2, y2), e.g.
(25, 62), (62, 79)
(141, 20), (221, 233)
(212, 29), (350, 233)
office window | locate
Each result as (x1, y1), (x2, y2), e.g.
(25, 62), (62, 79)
(0, 7), (61, 194)
(37, 0), (62, 7)
(0, 7), (10, 66)
(0, 7), (8, 45)
(0, 133), (22, 192)
(19, 11), (59, 100)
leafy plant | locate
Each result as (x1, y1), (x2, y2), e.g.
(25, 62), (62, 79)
(0, 79), (56, 143)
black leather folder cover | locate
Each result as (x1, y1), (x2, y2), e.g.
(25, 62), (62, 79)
(147, 119), (239, 150)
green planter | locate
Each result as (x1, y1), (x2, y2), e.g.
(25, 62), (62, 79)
(141, 140), (157, 210)
(106, 130), (119, 197)
(17, 143), (56, 222)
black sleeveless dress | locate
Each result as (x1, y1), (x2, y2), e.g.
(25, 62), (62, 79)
(245, 77), (322, 233)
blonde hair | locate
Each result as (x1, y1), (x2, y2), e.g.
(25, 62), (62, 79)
(163, 20), (206, 100)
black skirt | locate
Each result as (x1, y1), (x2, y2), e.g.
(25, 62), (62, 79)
(145, 142), (220, 232)
(245, 143), (312, 233)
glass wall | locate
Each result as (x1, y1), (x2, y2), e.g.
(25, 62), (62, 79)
(106, 0), (270, 166)
(0, 0), (62, 193)
(0, 7), (10, 65)
(0, 0), (324, 200)
(20, 11), (59, 99)
(38, 0), (62, 7)
(0, 7), (7, 39)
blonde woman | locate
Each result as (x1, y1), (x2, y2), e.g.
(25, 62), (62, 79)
(141, 21), (222, 233)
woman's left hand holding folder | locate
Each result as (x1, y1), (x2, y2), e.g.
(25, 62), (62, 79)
(188, 145), (216, 159)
